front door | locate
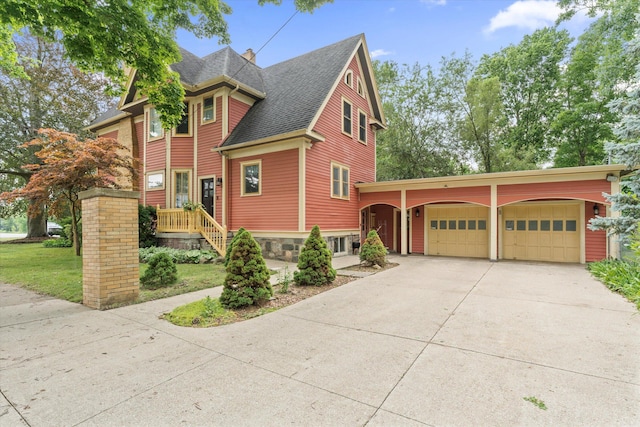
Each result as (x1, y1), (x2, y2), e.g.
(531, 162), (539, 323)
(201, 178), (215, 217)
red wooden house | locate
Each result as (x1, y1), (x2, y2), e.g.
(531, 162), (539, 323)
(90, 33), (627, 264)
(89, 34), (386, 260)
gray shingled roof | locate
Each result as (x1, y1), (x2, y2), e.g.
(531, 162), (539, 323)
(91, 35), (366, 134)
(172, 46), (264, 93)
(221, 34), (362, 147)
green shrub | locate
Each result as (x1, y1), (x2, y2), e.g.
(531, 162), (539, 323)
(224, 227), (245, 267)
(139, 205), (157, 248)
(42, 238), (72, 248)
(294, 225), (336, 286)
(140, 252), (178, 289)
(360, 229), (387, 267)
(588, 259), (640, 309)
(139, 246), (218, 264)
(220, 229), (272, 309)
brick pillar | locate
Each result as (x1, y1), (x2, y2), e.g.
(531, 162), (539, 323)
(79, 188), (140, 309)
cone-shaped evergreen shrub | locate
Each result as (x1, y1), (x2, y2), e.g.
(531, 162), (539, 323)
(140, 252), (178, 289)
(224, 227), (246, 267)
(360, 229), (387, 267)
(220, 229), (273, 309)
(294, 225), (336, 286)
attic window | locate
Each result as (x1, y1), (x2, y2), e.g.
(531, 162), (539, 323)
(203, 96), (215, 122)
(344, 70), (353, 88)
(357, 78), (365, 97)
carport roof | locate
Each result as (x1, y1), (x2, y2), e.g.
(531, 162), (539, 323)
(355, 165), (629, 192)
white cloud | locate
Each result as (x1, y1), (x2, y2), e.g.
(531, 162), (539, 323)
(484, 0), (561, 34)
(370, 49), (393, 59)
(421, 0), (447, 5)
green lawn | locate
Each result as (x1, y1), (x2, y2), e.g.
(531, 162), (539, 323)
(0, 243), (225, 305)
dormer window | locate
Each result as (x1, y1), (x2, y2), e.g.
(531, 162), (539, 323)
(203, 96), (215, 122)
(344, 70), (353, 88)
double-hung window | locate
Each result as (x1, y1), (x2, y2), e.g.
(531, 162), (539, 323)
(342, 99), (352, 136)
(203, 96), (215, 122)
(241, 160), (261, 196)
(175, 102), (190, 135)
(148, 107), (162, 140)
(358, 110), (367, 143)
(331, 163), (349, 200)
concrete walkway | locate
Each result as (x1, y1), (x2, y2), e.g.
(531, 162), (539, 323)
(1, 257), (639, 426)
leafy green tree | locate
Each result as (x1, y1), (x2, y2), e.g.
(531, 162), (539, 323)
(459, 76), (507, 173)
(589, 24), (640, 242)
(0, 34), (115, 237)
(0, 0), (331, 130)
(141, 252), (178, 289)
(477, 27), (572, 165)
(360, 229), (387, 267)
(558, 0), (639, 96)
(220, 229), (272, 309)
(552, 29), (616, 167)
(374, 58), (466, 180)
(294, 225), (336, 286)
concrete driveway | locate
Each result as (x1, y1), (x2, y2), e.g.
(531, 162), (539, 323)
(1, 257), (639, 426)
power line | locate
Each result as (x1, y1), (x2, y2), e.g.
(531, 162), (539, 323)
(229, 9), (299, 81)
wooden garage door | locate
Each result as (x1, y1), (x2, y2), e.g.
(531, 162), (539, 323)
(502, 204), (580, 263)
(427, 206), (489, 258)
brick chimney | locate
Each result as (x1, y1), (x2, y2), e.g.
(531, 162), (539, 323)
(241, 48), (256, 64)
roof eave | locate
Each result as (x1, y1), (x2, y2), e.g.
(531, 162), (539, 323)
(85, 111), (131, 132)
(214, 129), (325, 154)
(355, 164), (629, 192)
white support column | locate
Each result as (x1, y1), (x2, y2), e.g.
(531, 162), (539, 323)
(298, 144), (306, 232)
(609, 179), (622, 259)
(490, 184), (498, 261)
(401, 189), (408, 255)
(222, 154), (228, 228)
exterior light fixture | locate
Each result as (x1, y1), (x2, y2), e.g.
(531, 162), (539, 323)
(593, 204), (600, 216)
(216, 177), (223, 186)
(415, 208), (420, 217)
(606, 174), (618, 182)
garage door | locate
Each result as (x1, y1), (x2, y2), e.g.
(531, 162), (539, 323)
(502, 203), (580, 262)
(427, 206), (489, 258)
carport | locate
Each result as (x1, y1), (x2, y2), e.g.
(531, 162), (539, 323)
(355, 165), (627, 263)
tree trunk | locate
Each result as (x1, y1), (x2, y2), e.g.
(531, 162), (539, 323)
(26, 202), (47, 237)
(70, 200), (81, 256)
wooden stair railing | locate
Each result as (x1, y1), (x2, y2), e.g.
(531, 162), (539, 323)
(156, 207), (227, 257)
(194, 208), (227, 257)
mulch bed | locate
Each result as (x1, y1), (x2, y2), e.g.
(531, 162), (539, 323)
(232, 262), (399, 321)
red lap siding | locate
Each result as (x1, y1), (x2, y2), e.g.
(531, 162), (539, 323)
(306, 55), (376, 231)
(228, 149), (298, 231)
(498, 180), (610, 206)
(585, 201), (607, 262)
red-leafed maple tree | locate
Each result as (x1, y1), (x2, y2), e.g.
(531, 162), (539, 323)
(1, 129), (138, 256)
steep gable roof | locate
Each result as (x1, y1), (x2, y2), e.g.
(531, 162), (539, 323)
(221, 34), (370, 148)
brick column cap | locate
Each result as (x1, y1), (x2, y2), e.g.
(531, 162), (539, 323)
(79, 188), (140, 201)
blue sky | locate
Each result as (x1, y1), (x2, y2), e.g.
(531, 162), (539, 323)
(177, 0), (594, 68)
